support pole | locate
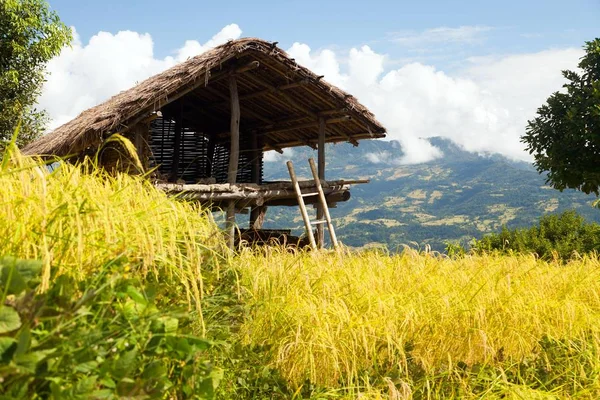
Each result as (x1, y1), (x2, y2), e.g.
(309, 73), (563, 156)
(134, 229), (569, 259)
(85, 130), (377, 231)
(249, 131), (264, 229)
(170, 104), (183, 181)
(205, 133), (215, 177)
(226, 74), (240, 250)
(316, 117), (326, 248)
(287, 161), (317, 250)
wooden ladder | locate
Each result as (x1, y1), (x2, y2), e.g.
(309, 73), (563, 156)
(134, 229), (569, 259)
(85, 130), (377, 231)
(286, 158), (339, 251)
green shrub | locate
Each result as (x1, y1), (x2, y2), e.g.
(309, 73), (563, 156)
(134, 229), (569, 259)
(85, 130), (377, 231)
(0, 256), (222, 399)
(473, 210), (600, 260)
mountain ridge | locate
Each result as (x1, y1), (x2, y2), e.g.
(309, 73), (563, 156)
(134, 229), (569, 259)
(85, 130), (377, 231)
(262, 137), (600, 251)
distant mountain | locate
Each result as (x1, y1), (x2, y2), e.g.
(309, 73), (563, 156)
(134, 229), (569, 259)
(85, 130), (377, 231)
(262, 138), (600, 251)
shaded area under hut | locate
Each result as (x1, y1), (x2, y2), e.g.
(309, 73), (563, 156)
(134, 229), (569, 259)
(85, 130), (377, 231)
(23, 38), (386, 248)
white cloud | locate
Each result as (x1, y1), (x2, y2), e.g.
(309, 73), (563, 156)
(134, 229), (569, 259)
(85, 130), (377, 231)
(38, 24), (582, 164)
(392, 26), (493, 46)
(37, 24), (242, 130)
(287, 42), (582, 163)
(263, 148), (295, 163)
(175, 23), (242, 61)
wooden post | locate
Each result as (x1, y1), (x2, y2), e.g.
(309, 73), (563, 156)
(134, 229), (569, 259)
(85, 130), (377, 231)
(205, 133), (216, 178)
(226, 74), (240, 250)
(287, 161), (317, 250)
(309, 158), (339, 250)
(133, 122), (149, 172)
(249, 206), (267, 230)
(249, 131), (265, 229)
(250, 131), (261, 184)
(170, 105), (183, 181)
(316, 117), (326, 248)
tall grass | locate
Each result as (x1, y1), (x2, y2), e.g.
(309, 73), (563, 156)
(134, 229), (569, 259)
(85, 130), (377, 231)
(0, 146), (224, 332)
(235, 247), (600, 397)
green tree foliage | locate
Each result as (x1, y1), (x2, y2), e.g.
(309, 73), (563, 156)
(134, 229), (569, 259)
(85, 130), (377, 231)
(473, 210), (600, 261)
(0, 0), (71, 148)
(522, 39), (600, 194)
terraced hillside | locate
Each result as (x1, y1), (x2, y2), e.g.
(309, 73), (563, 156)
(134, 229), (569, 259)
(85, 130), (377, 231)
(262, 138), (600, 250)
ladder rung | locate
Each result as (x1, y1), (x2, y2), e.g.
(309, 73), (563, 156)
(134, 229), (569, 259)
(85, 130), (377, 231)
(301, 192), (319, 197)
(310, 220), (327, 225)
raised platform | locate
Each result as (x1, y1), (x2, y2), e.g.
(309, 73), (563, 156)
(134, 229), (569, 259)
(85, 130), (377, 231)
(155, 179), (368, 209)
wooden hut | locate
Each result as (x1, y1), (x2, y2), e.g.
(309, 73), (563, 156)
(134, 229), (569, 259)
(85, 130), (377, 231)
(23, 38), (386, 247)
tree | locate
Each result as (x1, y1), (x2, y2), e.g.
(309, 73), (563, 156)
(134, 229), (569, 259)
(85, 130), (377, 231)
(522, 39), (600, 194)
(0, 0), (71, 148)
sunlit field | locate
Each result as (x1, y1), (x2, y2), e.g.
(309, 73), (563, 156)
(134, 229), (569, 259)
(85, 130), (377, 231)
(0, 147), (223, 330)
(235, 248), (600, 398)
(3, 149), (600, 398)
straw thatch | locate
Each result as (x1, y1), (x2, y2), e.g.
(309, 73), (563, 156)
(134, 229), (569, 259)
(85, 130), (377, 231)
(23, 38), (386, 157)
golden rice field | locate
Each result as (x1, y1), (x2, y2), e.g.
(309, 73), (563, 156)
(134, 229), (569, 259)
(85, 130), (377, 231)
(0, 146), (223, 332)
(234, 248), (600, 398)
(3, 145), (600, 398)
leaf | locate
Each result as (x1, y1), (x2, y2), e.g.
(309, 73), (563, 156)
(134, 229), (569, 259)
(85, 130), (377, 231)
(14, 349), (55, 373)
(113, 348), (138, 379)
(0, 257), (42, 294)
(126, 285), (147, 305)
(99, 377), (116, 389)
(75, 360), (99, 374)
(161, 316), (178, 334)
(0, 337), (16, 357)
(0, 306), (21, 334)
(74, 376), (98, 395)
(142, 361), (167, 380)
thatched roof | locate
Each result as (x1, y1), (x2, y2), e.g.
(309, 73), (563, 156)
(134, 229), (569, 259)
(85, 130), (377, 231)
(23, 38), (386, 157)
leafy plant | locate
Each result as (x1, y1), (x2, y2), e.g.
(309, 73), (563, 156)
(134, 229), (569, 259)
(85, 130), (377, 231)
(473, 210), (600, 260)
(0, 256), (222, 399)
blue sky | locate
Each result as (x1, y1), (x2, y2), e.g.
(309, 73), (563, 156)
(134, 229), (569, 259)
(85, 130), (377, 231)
(40, 0), (599, 163)
(49, 0), (598, 62)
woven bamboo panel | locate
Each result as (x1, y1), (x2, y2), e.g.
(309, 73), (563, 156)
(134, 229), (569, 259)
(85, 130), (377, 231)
(149, 117), (262, 184)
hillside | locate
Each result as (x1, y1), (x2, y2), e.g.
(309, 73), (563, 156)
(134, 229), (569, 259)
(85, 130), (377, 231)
(263, 138), (600, 250)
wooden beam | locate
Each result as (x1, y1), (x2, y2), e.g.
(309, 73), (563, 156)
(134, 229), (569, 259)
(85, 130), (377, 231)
(244, 73), (319, 119)
(262, 132), (384, 151)
(316, 117), (326, 248)
(207, 61), (260, 84)
(327, 123), (360, 146)
(318, 108), (348, 116)
(120, 61), (260, 133)
(254, 115), (310, 131)
(202, 86), (274, 124)
(226, 74), (241, 250)
(210, 79), (309, 108)
(260, 115), (351, 136)
(157, 179), (368, 193)
(265, 140), (284, 154)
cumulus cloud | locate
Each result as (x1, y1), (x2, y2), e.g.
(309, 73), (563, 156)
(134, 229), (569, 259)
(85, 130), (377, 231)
(37, 24), (242, 130)
(37, 23), (582, 164)
(287, 42), (582, 163)
(263, 148), (295, 163)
